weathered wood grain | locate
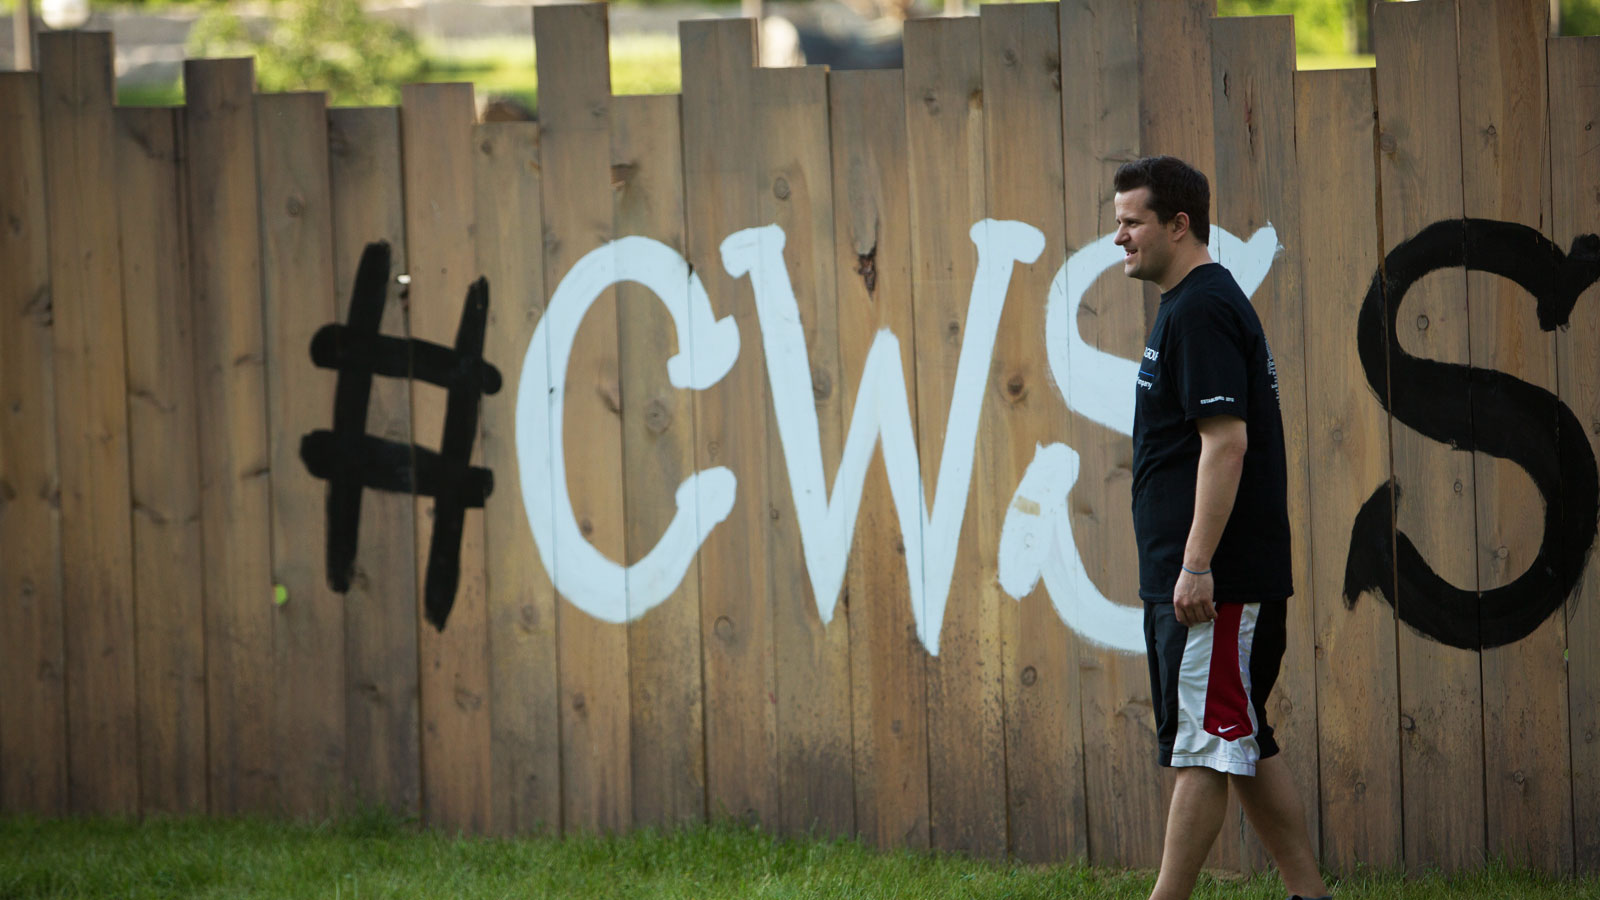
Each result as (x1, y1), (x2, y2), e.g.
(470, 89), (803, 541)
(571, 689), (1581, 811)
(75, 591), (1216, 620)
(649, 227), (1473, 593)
(400, 81), (492, 833)
(1548, 33), (1600, 876)
(903, 15), (1007, 859)
(535, 2), (633, 833)
(326, 107), (422, 819)
(473, 119), (561, 834)
(979, 1), (1085, 864)
(116, 105), (209, 816)
(1373, 0), (1486, 873)
(184, 56), (278, 816)
(1456, 0), (1571, 873)
(256, 91), (347, 820)
(38, 30), (140, 817)
(1058, 0), (1164, 868)
(830, 68), (930, 851)
(755, 64), (856, 839)
(611, 93), (709, 830)
(0, 71), (68, 817)
(680, 17), (779, 829)
(1295, 67), (1403, 872)
(1210, 15), (1319, 871)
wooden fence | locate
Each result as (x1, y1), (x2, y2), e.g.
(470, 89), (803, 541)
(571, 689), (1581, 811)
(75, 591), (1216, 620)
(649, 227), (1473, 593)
(1, 0), (1597, 877)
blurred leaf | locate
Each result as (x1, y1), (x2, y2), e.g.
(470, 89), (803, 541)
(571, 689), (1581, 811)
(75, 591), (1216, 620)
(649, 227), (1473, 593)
(186, 0), (425, 105)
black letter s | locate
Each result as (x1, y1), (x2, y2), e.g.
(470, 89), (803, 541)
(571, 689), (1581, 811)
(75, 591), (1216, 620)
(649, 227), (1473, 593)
(1343, 219), (1600, 649)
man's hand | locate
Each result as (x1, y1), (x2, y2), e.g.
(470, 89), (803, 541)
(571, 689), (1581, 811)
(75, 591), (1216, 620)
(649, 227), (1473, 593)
(1173, 567), (1216, 626)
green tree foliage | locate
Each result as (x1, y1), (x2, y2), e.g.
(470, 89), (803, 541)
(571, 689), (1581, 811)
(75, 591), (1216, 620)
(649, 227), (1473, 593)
(1217, 0), (1354, 55)
(1214, 0), (1600, 54)
(1564, 0), (1600, 36)
(186, 0), (425, 105)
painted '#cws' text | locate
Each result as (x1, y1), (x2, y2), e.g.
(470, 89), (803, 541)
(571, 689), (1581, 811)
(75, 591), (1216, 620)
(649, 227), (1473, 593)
(516, 220), (1279, 656)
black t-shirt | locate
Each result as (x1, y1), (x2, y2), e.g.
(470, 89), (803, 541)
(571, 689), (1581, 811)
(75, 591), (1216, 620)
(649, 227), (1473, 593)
(1131, 262), (1293, 603)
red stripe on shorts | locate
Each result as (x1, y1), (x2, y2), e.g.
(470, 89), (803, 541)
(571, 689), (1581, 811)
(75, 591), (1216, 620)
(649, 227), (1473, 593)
(1203, 604), (1253, 742)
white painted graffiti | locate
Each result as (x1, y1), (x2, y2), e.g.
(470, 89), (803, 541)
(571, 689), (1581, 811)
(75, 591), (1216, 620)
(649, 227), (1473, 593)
(517, 220), (1279, 655)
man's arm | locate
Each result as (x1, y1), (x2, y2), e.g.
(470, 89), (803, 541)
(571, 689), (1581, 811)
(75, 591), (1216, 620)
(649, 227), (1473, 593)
(1172, 414), (1248, 626)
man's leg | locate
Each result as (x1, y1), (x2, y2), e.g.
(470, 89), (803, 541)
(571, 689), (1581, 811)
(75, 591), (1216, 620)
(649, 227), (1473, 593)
(1230, 754), (1328, 898)
(1149, 766), (1229, 900)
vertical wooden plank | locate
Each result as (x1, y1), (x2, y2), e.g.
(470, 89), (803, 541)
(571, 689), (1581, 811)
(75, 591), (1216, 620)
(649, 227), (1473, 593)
(474, 120), (561, 834)
(680, 17), (779, 829)
(1373, 0), (1486, 872)
(1295, 67), (1403, 872)
(326, 107), (422, 819)
(611, 94), (709, 829)
(256, 91), (346, 820)
(1549, 35), (1600, 876)
(1457, 0), (1571, 874)
(184, 56), (277, 816)
(534, 3), (632, 834)
(0, 71), (69, 816)
(831, 68), (930, 851)
(38, 31), (140, 816)
(903, 16), (1006, 859)
(979, 2), (1084, 864)
(1135, 0), (1216, 190)
(1137, 0), (1218, 330)
(1210, 14), (1320, 870)
(400, 81), (492, 833)
(1134, 4), (1248, 871)
(117, 105), (209, 816)
(755, 64), (854, 839)
(1058, 0), (1163, 869)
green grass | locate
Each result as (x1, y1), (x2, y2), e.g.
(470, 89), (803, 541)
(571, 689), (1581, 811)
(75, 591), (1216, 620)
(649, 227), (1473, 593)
(1297, 52), (1376, 70)
(3, 813), (1598, 900)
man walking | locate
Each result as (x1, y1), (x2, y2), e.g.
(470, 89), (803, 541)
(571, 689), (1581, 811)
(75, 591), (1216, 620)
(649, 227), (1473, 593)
(1114, 155), (1330, 900)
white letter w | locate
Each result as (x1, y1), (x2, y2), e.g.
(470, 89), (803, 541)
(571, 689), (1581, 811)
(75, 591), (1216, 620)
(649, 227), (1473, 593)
(720, 219), (1044, 656)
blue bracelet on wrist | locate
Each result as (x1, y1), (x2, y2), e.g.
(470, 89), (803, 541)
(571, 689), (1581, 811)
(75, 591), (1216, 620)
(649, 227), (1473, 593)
(1182, 564), (1211, 576)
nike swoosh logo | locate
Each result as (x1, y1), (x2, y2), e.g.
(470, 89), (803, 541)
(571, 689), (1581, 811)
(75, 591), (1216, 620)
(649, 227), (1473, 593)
(1218, 725), (1238, 733)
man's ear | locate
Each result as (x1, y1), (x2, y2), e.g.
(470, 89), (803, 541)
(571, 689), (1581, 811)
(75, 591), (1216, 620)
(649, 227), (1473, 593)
(1169, 210), (1191, 241)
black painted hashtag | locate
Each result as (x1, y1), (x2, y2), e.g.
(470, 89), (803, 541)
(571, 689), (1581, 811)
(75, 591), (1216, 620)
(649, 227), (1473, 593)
(300, 241), (502, 631)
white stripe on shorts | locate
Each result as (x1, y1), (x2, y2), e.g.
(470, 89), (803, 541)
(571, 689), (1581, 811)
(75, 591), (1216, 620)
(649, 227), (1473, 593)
(1172, 602), (1262, 775)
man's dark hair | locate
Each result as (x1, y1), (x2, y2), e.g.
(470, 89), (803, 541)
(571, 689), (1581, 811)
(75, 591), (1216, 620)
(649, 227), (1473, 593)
(1113, 156), (1210, 244)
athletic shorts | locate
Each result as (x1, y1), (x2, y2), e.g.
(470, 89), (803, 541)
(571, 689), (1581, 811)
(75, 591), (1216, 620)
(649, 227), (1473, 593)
(1144, 600), (1285, 776)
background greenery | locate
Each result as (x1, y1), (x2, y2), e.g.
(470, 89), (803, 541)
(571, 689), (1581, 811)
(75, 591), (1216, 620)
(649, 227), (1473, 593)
(32, 0), (1596, 107)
